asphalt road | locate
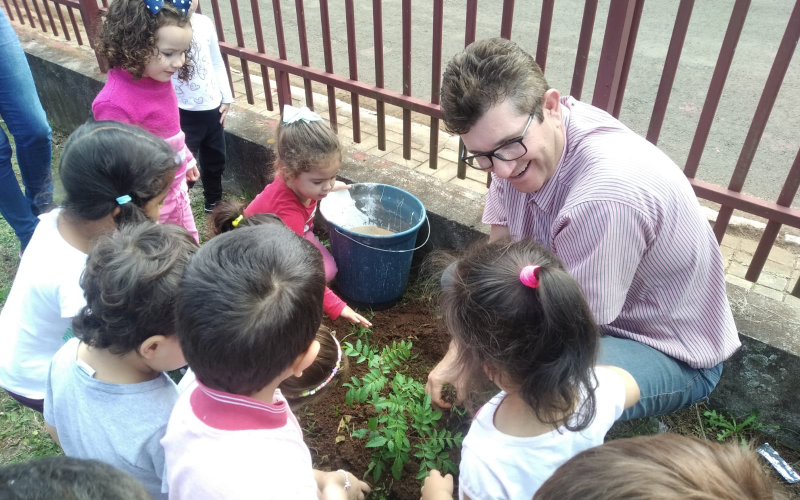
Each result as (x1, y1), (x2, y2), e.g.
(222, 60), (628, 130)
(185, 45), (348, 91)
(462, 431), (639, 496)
(205, 0), (799, 207)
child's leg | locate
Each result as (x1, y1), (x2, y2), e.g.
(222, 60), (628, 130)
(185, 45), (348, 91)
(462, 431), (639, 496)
(178, 109), (205, 191)
(304, 230), (337, 282)
(199, 107), (226, 208)
(159, 179), (199, 242)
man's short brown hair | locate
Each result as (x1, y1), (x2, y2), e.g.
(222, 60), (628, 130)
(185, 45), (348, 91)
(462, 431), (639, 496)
(534, 434), (788, 500)
(440, 37), (550, 135)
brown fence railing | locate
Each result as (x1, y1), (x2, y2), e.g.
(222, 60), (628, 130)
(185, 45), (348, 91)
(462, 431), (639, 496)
(4, 0), (800, 297)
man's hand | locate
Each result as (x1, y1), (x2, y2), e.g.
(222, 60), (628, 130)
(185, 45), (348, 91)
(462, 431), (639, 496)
(421, 470), (454, 500)
(339, 306), (372, 327)
(425, 341), (465, 408)
(186, 166), (200, 182)
(219, 103), (231, 127)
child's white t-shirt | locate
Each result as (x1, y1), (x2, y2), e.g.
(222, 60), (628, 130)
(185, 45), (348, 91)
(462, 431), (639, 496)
(172, 13), (234, 111)
(0, 209), (87, 400)
(458, 367), (626, 500)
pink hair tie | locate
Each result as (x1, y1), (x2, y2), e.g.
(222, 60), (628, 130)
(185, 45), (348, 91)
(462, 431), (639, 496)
(519, 265), (541, 289)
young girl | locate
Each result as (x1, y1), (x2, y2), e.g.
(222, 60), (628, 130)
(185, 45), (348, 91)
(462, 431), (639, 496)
(0, 121), (179, 413)
(172, 0), (233, 213)
(429, 238), (640, 500)
(45, 221), (197, 500)
(244, 105), (371, 326)
(93, 0), (199, 241)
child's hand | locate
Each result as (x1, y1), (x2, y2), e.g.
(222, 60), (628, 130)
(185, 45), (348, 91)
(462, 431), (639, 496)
(219, 103), (231, 127)
(421, 470), (454, 500)
(331, 181), (350, 192)
(319, 470), (371, 500)
(186, 166), (200, 182)
(339, 306), (372, 327)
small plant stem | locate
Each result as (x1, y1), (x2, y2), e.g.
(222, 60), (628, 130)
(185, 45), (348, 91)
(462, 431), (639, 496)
(695, 404), (706, 441)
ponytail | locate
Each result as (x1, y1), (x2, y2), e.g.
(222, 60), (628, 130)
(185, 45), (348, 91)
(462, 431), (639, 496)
(207, 200), (286, 240)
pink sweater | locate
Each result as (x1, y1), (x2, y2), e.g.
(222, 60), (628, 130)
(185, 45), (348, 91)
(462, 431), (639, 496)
(92, 68), (195, 185)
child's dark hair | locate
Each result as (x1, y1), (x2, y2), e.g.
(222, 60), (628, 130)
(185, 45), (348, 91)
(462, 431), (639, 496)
(176, 224), (325, 395)
(276, 118), (341, 178)
(280, 326), (350, 409)
(97, 0), (194, 80)
(441, 237), (599, 431)
(206, 199), (285, 239)
(0, 456), (153, 500)
(73, 221), (198, 355)
(59, 121), (177, 226)
(534, 434), (789, 500)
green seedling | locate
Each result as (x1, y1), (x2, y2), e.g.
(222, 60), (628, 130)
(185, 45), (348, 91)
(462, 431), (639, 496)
(703, 409), (779, 445)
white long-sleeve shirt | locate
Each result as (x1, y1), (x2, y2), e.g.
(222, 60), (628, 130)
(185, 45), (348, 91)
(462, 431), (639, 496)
(173, 13), (234, 111)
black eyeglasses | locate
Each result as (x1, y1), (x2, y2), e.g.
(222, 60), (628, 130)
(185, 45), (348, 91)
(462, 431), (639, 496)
(460, 114), (535, 170)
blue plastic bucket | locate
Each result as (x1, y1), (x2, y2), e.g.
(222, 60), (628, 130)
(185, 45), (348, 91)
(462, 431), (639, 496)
(320, 183), (428, 308)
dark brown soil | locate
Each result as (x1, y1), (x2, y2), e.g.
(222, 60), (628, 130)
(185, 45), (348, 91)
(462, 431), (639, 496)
(295, 298), (466, 500)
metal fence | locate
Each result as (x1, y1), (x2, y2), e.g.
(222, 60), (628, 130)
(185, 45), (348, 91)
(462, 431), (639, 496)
(5, 0), (800, 296)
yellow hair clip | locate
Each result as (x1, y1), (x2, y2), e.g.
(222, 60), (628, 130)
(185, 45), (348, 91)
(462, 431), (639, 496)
(232, 215), (244, 227)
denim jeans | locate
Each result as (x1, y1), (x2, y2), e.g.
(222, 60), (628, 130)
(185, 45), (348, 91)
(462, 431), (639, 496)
(598, 334), (723, 420)
(0, 9), (53, 252)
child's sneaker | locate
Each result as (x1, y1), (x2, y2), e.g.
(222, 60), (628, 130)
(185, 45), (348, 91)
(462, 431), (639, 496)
(204, 201), (217, 214)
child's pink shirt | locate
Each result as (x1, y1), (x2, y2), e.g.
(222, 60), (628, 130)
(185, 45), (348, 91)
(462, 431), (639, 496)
(92, 68), (196, 186)
(161, 382), (319, 500)
(245, 175), (347, 319)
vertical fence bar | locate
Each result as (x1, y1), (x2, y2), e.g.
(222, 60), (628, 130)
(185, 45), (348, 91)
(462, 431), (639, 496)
(55, 3), (70, 40)
(646, 0), (693, 145)
(745, 149), (800, 288)
(3, 0), (15, 20)
(536, 0), (554, 72)
(611, 0), (644, 118)
(373, 0), (385, 150)
(42, 0), (59, 36)
(20, 0), (35, 27)
(458, 0), (478, 180)
(402, 0), (411, 159)
(592, 0), (636, 114)
(10, 0), (25, 24)
(714, 0), (799, 244)
(319, 0), (337, 132)
(229, 0), (254, 104)
(295, 0), (314, 109)
(77, 0), (104, 69)
(344, 0), (360, 143)
(67, 6), (82, 44)
(209, 0), (234, 98)
(272, 0), (292, 110)
(30, 0), (46, 31)
(428, 0), (444, 170)
(500, 0), (514, 39)
(570, 0), (598, 100)
(248, 0), (274, 110)
(683, 0), (750, 178)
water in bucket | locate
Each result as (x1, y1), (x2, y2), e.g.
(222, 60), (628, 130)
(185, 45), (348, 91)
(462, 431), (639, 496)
(320, 184), (427, 308)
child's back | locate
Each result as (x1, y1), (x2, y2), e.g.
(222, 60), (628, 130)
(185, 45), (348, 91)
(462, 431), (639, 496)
(44, 221), (197, 500)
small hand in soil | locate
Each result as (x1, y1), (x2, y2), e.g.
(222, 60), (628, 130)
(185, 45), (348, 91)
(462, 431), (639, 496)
(421, 470), (454, 500)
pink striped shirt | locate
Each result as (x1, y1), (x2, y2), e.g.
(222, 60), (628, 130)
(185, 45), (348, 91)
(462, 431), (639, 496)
(483, 96), (740, 368)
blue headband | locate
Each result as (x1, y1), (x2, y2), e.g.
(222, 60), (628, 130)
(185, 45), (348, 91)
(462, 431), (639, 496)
(143, 0), (191, 15)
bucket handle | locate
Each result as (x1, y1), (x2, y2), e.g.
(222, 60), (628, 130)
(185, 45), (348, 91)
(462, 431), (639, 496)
(332, 216), (431, 253)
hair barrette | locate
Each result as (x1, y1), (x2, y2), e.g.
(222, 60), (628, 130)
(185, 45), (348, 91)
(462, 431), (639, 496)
(282, 104), (323, 125)
(519, 265), (541, 289)
(231, 215), (244, 227)
(142, 0), (192, 16)
(116, 195), (132, 205)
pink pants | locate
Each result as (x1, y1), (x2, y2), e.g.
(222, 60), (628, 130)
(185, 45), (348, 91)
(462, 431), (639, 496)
(159, 177), (199, 242)
(305, 230), (337, 283)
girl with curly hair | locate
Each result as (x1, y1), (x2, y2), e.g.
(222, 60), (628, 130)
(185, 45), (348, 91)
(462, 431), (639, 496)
(92, 0), (200, 241)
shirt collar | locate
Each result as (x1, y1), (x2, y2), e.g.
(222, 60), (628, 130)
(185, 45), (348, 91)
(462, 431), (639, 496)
(189, 381), (288, 431)
(527, 96), (573, 214)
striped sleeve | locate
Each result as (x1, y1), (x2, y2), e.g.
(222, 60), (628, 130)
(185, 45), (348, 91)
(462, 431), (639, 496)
(553, 201), (653, 325)
(482, 174), (508, 226)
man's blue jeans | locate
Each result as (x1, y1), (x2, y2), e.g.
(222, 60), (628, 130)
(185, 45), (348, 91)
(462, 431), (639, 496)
(0, 9), (53, 252)
(598, 334), (723, 421)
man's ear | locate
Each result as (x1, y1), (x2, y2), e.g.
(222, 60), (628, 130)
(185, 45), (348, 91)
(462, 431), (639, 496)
(542, 88), (562, 119)
(291, 340), (321, 377)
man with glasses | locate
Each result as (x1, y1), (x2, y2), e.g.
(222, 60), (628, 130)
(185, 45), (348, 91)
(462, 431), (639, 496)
(425, 38), (740, 421)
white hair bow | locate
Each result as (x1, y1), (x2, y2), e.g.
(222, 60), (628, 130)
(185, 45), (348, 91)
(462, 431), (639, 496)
(282, 105), (323, 124)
